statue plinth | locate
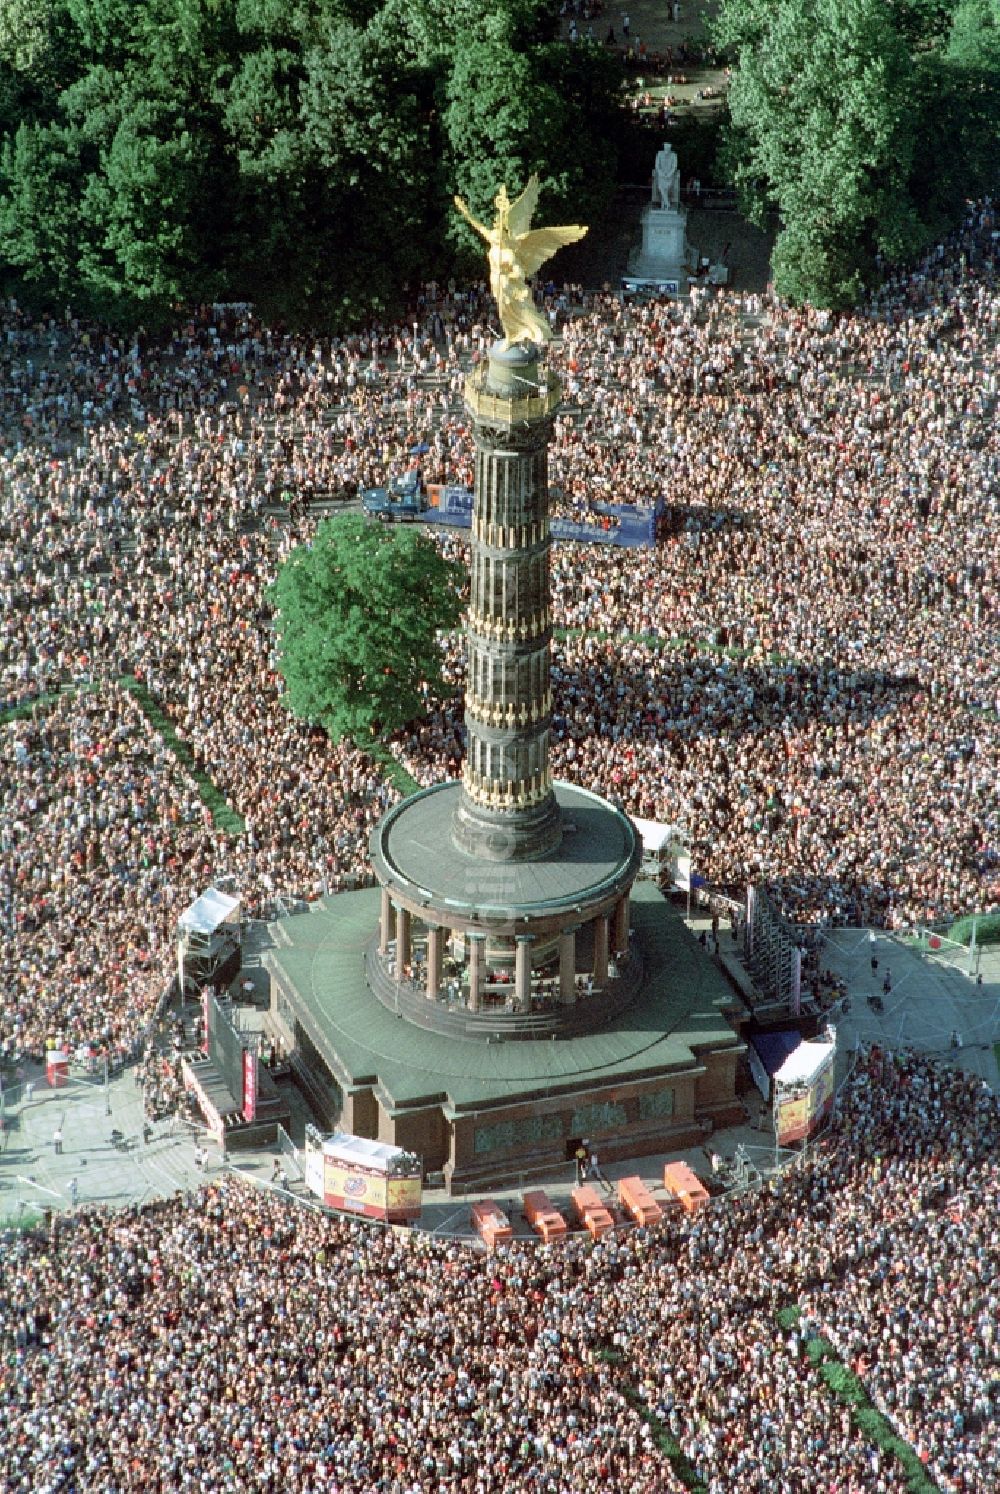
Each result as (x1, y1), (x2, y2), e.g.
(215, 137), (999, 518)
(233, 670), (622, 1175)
(487, 340), (537, 393)
(629, 202), (693, 285)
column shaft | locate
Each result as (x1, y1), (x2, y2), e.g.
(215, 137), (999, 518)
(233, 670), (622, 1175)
(426, 926), (442, 999)
(379, 886), (394, 956)
(593, 915), (609, 988)
(612, 895), (630, 956)
(395, 906), (411, 982)
(515, 935), (532, 1013)
(559, 930), (577, 1004)
(468, 934), (485, 1012)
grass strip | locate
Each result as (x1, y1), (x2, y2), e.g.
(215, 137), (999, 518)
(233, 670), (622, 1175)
(3, 678), (245, 835)
(120, 675), (246, 835)
(596, 1348), (708, 1492)
(368, 739), (422, 798)
(0, 682), (99, 725)
(900, 914), (1000, 951)
(777, 1309), (939, 1493)
(949, 912), (1000, 948)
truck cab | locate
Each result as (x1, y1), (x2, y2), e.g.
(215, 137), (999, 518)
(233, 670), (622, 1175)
(361, 470), (427, 522)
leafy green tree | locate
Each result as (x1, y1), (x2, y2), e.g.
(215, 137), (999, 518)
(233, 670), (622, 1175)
(0, 0), (627, 327)
(221, 44), (328, 322)
(946, 0), (1000, 64)
(715, 0), (918, 307)
(716, 0), (1000, 306)
(444, 35), (618, 267)
(269, 515), (464, 742)
(0, 120), (82, 300)
(0, 0), (53, 75)
(52, 60), (225, 321)
(77, 95), (216, 317)
(297, 15), (437, 322)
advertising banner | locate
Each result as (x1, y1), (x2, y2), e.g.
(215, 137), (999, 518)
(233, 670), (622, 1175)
(811, 1057), (835, 1124)
(775, 1090), (809, 1145)
(775, 1054), (836, 1145)
(242, 1047), (257, 1123)
(386, 1176), (423, 1216)
(324, 1157), (384, 1216)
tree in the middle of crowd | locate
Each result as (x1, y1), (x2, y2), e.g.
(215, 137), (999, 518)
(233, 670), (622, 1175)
(268, 515), (464, 742)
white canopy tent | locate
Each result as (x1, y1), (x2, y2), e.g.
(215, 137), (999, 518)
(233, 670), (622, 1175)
(772, 1029), (838, 1145)
(177, 887), (241, 937)
(773, 1036), (834, 1089)
(631, 818), (688, 885)
(176, 887), (242, 996)
(322, 1134), (408, 1173)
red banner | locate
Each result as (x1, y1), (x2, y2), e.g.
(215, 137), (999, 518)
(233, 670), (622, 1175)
(242, 1047), (257, 1122)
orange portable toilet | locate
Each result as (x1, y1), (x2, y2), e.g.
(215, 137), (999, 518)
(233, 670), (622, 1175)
(617, 1175), (663, 1226)
(570, 1184), (615, 1238)
(662, 1161), (710, 1215)
(471, 1200), (513, 1251)
(522, 1189), (568, 1243)
(46, 1050), (70, 1088)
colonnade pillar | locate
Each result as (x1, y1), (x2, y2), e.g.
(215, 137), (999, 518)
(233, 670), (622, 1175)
(515, 935), (533, 1014)
(593, 914), (609, 988)
(558, 929), (577, 1004)
(379, 886), (394, 956)
(426, 925), (442, 1000)
(612, 895), (630, 957)
(468, 933), (485, 1012)
(394, 906), (411, 982)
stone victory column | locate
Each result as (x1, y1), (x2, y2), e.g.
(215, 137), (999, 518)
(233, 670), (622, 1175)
(368, 177), (642, 1035)
(450, 178), (579, 861)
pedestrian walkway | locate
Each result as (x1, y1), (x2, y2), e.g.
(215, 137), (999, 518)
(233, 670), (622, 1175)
(687, 911), (1000, 1091)
(0, 1061), (221, 1225)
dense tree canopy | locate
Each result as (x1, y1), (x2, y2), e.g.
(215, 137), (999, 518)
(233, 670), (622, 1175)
(268, 515), (464, 743)
(0, 0), (621, 327)
(715, 0), (1000, 306)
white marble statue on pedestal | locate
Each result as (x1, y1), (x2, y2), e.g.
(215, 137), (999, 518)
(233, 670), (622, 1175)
(651, 142), (680, 210)
(625, 138), (701, 290)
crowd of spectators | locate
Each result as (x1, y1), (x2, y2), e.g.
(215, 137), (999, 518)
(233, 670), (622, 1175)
(2, 200), (997, 1072)
(1, 688), (212, 1066)
(2, 1048), (995, 1492)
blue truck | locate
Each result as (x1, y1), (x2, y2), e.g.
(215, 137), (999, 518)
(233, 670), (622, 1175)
(360, 472), (426, 522)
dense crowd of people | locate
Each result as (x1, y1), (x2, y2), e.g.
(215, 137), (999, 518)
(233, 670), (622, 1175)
(392, 205), (999, 934)
(2, 200), (998, 1072)
(2, 1049), (995, 1492)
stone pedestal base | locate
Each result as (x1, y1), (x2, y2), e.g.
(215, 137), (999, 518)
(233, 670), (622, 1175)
(628, 204), (695, 286)
(451, 787), (563, 862)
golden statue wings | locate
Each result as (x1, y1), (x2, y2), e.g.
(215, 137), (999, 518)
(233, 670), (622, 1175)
(454, 176), (587, 347)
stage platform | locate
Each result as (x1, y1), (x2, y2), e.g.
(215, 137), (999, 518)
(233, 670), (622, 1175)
(181, 1052), (291, 1152)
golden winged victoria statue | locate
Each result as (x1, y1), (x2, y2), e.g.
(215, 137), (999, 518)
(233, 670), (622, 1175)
(454, 176), (587, 348)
